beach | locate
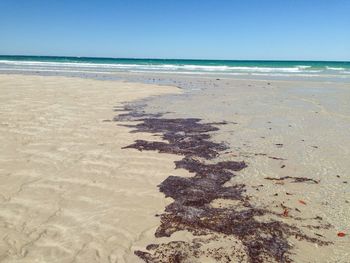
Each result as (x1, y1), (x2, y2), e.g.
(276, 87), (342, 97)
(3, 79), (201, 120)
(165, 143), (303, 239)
(0, 72), (349, 262)
(0, 74), (184, 262)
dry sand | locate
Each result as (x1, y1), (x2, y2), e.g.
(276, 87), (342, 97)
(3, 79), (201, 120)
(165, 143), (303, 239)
(0, 74), (184, 262)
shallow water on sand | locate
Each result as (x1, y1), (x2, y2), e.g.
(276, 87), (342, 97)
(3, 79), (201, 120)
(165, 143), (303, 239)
(138, 77), (350, 262)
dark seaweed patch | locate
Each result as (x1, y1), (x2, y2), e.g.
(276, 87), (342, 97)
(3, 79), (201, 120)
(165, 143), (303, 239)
(264, 176), (319, 184)
(115, 105), (331, 263)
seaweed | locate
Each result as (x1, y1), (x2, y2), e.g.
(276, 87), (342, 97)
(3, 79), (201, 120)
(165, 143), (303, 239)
(264, 176), (319, 184)
(114, 105), (331, 263)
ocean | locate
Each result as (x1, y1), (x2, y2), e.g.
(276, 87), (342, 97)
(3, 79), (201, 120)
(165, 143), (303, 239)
(0, 55), (350, 80)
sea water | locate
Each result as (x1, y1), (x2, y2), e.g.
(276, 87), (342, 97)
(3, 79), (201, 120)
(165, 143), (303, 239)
(0, 55), (349, 81)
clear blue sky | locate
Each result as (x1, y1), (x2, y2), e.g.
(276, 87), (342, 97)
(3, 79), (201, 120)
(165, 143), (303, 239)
(0, 0), (349, 61)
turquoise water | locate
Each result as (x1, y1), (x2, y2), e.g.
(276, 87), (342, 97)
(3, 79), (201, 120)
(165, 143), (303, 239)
(0, 55), (350, 79)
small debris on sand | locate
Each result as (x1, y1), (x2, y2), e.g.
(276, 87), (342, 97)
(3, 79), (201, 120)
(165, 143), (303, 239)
(265, 176), (319, 184)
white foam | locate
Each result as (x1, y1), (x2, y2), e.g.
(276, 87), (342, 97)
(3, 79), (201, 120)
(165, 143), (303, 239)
(0, 60), (314, 73)
(1, 59), (348, 79)
(326, 66), (345, 71)
(0, 60), (141, 69)
(296, 65), (312, 69)
(0, 68), (114, 74)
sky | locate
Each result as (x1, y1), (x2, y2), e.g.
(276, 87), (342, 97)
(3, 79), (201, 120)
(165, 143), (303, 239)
(0, 0), (349, 61)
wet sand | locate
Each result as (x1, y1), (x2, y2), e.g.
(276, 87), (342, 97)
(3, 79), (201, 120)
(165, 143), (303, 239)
(138, 77), (350, 262)
(0, 73), (349, 262)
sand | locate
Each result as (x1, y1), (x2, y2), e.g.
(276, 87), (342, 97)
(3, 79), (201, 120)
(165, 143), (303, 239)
(139, 77), (350, 262)
(0, 73), (349, 262)
(0, 74), (184, 262)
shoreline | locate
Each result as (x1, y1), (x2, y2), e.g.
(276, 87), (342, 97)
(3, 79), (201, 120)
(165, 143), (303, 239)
(0, 73), (349, 262)
(1, 56), (350, 83)
(2, 69), (350, 84)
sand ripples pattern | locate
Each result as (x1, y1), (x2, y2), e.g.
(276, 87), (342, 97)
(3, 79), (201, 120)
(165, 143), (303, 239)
(0, 75), (180, 262)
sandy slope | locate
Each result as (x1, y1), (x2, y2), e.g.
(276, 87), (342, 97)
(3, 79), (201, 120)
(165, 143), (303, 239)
(0, 75), (182, 262)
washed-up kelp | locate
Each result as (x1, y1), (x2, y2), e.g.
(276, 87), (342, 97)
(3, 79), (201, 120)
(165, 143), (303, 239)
(115, 105), (330, 263)
(264, 176), (319, 184)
